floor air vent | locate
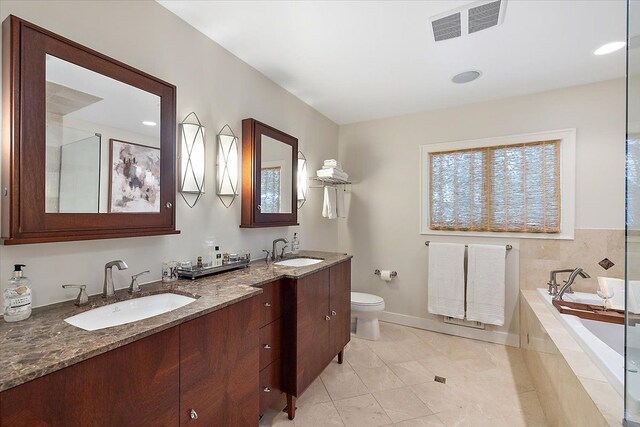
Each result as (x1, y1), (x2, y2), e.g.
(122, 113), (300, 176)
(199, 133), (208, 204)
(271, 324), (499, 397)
(429, 0), (507, 42)
(443, 316), (485, 329)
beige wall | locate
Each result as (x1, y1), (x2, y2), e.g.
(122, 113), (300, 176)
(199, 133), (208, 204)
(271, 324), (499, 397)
(0, 1), (340, 307)
(338, 79), (626, 345)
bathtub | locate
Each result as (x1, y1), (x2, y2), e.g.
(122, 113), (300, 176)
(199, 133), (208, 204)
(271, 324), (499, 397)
(536, 288), (624, 397)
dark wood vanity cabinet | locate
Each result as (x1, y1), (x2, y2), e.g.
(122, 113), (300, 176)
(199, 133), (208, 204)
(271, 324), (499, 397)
(180, 295), (261, 426)
(258, 280), (284, 413)
(281, 259), (351, 419)
(0, 296), (261, 427)
(0, 327), (181, 427)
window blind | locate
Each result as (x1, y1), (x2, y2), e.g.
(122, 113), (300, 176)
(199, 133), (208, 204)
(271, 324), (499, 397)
(429, 140), (560, 233)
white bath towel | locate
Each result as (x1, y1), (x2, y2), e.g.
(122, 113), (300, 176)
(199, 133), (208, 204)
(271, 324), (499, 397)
(323, 159), (342, 169)
(322, 186), (337, 219)
(466, 244), (507, 326)
(427, 243), (466, 319)
(317, 168), (349, 181)
(336, 187), (346, 218)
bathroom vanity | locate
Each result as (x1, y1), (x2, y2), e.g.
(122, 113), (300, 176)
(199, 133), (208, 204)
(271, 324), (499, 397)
(0, 252), (351, 426)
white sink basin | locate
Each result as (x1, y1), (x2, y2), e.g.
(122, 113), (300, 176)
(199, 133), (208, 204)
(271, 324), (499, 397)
(64, 293), (196, 331)
(274, 258), (323, 267)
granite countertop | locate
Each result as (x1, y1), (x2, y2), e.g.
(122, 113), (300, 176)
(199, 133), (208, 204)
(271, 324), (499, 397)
(0, 250), (351, 392)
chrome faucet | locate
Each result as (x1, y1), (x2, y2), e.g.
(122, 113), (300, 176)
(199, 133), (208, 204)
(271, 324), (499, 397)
(553, 268), (590, 301)
(548, 268), (581, 296)
(271, 238), (288, 261)
(103, 260), (128, 298)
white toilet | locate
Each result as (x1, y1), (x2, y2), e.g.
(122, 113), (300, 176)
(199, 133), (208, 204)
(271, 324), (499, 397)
(350, 292), (385, 341)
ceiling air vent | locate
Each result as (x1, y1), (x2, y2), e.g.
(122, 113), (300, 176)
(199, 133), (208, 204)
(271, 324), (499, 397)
(429, 0), (507, 42)
(432, 13), (461, 42)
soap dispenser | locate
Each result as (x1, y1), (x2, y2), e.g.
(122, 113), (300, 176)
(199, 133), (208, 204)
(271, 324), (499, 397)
(3, 264), (32, 322)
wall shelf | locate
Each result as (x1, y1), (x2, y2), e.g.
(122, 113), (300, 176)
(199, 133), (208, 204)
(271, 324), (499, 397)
(309, 177), (351, 188)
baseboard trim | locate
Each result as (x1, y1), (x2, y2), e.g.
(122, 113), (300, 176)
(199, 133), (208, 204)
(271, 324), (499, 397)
(379, 311), (520, 347)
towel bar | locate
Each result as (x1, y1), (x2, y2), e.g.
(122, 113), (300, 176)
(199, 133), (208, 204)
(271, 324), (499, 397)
(374, 269), (397, 277)
(424, 241), (512, 250)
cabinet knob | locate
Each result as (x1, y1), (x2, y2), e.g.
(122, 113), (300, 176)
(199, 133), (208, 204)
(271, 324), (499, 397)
(263, 344), (272, 349)
(325, 315), (330, 321)
(189, 409), (198, 420)
(165, 202), (173, 209)
(257, 204), (262, 211)
(264, 302), (271, 307)
(263, 387), (271, 393)
(331, 310), (337, 316)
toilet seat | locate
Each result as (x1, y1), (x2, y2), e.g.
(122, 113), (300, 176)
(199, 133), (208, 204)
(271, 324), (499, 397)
(351, 292), (385, 312)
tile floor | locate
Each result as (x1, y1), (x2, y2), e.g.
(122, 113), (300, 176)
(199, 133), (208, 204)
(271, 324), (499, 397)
(260, 321), (548, 427)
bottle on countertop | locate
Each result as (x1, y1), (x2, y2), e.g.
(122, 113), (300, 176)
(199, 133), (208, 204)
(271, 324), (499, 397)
(214, 245), (223, 267)
(3, 264), (32, 322)
(206, 238), (216, 267)
(292, 233), (300, 254)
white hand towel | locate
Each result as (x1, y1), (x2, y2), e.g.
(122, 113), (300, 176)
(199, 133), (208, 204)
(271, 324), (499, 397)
(466, 244), (507, 326)
(336, 187), (346, 218)
(322, 186), (337, 219)
(427, 243), (466, 319)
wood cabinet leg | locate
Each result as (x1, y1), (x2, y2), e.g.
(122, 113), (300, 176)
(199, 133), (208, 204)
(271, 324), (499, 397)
(286, 394), (297, 420)
(338, 349), (344, 364)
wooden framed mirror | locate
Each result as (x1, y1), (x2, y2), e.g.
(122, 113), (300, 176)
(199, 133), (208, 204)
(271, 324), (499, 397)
(1, 16), (178, 244)
(241, 118), (298, 228)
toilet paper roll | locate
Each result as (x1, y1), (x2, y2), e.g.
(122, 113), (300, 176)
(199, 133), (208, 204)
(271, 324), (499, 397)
(379, 270), (393, 282)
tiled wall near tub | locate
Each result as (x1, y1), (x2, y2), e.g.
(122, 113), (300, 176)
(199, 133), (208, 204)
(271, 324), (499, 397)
(519, 229), (625, 293)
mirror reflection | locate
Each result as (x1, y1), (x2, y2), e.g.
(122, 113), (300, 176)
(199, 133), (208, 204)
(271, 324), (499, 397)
(45, 54), (161, 213)
(260, 135), (293, 213)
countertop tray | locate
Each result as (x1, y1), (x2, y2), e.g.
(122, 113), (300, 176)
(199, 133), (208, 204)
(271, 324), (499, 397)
(177, 259), (250, 280)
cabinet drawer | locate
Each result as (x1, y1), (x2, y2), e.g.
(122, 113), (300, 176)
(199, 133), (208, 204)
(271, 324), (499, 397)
(259, 359), (282, 413)
(261, 280), (282, 327)
(260, 318), (282, 370)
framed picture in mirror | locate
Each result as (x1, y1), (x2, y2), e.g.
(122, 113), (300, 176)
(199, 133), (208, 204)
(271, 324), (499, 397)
(108, 139), (161, 213)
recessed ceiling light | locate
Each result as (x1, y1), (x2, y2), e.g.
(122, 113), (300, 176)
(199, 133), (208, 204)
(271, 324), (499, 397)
(452, 70), (481, 84)
(594, 41), (626, 56)
(142, 121), (157, 126)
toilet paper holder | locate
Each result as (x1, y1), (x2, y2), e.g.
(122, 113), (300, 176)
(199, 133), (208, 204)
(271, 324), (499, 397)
(374, 269), (397, 278)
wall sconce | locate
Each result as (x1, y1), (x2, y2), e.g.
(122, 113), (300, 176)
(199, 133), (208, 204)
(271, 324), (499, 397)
(297, 150), (308, 209)
(179, 112), (205, 208)
(217, 124), (239, 208)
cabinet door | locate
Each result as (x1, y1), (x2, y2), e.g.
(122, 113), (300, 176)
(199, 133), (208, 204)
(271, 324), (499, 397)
(294, 269), (330, 394)
(179, 296), (261, 426)
(0, 327), (180, 427)
(330, 260), (352, 357)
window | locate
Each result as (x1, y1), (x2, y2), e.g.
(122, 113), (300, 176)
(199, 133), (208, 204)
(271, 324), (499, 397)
(261, 166), (281, 213)
(421, 129), (575, 239)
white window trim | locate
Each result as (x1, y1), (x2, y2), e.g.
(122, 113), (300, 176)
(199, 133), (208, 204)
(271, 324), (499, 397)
(420, 128), (576, 240)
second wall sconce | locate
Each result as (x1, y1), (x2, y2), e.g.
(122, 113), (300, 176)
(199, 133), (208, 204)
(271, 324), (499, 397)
(297, 150), (308, 209)
(217, 124), (239, 208)
(179, 112), (205, 208)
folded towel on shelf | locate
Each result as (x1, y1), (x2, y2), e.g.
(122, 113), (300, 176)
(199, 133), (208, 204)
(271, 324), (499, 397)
(427, 243), (466, 319)
(317, 168), (349, 181)
(466, 244), (507, 326)
(322, 186), (337, 219)
(323, 159), (341, 169)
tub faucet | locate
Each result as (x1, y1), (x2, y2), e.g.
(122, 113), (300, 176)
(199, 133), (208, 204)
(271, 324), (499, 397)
(553, 268), (590, 301)
(103, 260), (128, 298)
(272, 238), (288, 261)
(548, 268), (581, 296)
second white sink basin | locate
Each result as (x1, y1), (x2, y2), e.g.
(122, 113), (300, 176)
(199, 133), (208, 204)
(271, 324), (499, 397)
(65, 293), (196, 331)
(275, 258), (323, 267)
